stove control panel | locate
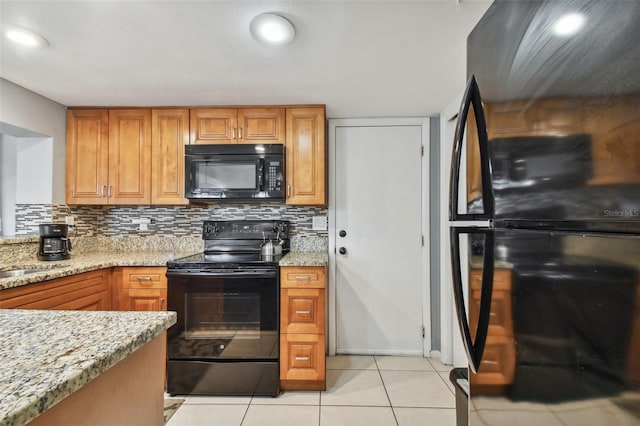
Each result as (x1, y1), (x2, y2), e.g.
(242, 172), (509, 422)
(202, 220), (289, 240)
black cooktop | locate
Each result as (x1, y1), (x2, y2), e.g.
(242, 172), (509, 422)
(167, 220), (290, 270)
(167, 252), (284, 269)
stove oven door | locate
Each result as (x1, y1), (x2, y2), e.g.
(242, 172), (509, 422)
(166, 269), (279, 361)
(166, 268), (281, 396)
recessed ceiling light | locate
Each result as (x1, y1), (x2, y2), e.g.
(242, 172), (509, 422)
(250, 13), (295, 46)
(552, 13), (585, 37)
(4, 26), (49, 48)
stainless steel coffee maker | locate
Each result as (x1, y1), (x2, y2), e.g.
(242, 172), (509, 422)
(38, 224), (72, 261)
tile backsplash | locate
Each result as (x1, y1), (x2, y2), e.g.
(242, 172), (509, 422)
(15, 203), (329, 240)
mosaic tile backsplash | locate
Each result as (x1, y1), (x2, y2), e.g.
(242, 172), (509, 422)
(15, 203), (329, 240)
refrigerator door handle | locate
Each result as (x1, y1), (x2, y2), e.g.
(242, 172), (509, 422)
(449, 74), (494, 221)
(450, 227), (495, 373)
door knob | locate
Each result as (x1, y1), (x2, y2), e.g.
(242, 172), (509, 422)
(339, 247), (347, 255)
(339, 230), (347, 237)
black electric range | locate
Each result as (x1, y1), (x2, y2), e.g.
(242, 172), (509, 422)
(166, 220), (289, 397)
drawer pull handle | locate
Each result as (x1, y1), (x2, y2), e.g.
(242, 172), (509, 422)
(481, 360), (498, 365)
(489, 312), (496, 317)
(137, 277), (153, 281)
(295, 276), (311, 281)
(295, 310), (311, 315)
(295, 356), (310, 361)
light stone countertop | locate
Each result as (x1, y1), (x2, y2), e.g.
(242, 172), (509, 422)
(279, 251), (328, 267)
(0, 251), (198, 291)
(0, 309), (177, 426)
(0, 249), (330, 291)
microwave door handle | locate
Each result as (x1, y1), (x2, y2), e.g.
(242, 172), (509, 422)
(258, 159), (265, 192)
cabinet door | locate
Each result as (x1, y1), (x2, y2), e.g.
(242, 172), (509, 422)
(190, 108), (237, 144)
(108, 109), (152, 204)
(285, 107), (326, 206)
(66, 109), (109, 204)
(151, 109), (189, 204)
(123, 288), (167, 311)
(237, 108), (285, 144)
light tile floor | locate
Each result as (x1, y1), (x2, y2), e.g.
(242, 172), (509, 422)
(166, 355), (455, 426)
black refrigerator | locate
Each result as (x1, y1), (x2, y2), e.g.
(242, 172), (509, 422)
(448, 1), (640, 425)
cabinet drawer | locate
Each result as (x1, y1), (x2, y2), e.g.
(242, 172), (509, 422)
(471, 289), (513, 335)
(122, 267), (166, 289)
(281, 288), (325, 334)
(280, 333), (325, 382)
(470, 336), (516, 386)
(0, 270), (110, 310)
(281, 267), (326, 289)
(470, 269), (511, 291)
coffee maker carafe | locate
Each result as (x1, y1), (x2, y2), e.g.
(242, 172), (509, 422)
(38, 224), (72, 261)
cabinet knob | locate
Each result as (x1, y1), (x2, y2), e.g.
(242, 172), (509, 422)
(339, 230), (347, 237)
(339, 247), (347, 255)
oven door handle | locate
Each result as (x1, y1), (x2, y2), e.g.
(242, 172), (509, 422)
(166, 270), (277, 279)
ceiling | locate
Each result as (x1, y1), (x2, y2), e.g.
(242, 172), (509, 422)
(0, 1), (492, 118)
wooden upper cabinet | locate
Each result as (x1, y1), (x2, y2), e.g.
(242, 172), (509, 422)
(66, 109), (110, 204)
(190, 108), (237, 144)
(108, 109), (152, 204)
(285, 107), (326, 206)
(237, 108), (285, 144)
(151, 109), (189, 204)
(190, 107), (285, 144)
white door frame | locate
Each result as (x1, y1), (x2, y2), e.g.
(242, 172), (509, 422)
(439, 92), (469, 368)
(328, 117), (431, 356)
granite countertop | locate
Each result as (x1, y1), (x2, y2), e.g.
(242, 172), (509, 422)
(279, 251), (329, 267)
(0, 251), (197, 291)
(0, 309), (177, 426)
(0, 249), (329, 291)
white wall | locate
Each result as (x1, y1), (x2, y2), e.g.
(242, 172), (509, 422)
(0, 134), (18, 235)
(0, 78), (67, 203)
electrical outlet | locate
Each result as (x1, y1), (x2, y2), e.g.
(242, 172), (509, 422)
(312, 216), (328, 231)
(65, 216), (75, 226)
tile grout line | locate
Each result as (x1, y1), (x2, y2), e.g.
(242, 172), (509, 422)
(238, 397), (252, 426)
(374, 355), (400, 426)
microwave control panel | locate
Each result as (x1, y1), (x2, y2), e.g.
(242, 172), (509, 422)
(267, 161), (283, 192)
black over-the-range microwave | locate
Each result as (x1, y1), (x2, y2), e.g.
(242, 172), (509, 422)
(185, 144), (285, 201)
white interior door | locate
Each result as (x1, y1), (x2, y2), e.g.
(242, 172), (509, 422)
(332, 121), (426, 355)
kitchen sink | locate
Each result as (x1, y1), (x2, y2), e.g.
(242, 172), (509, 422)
(0, 268), (57, 279)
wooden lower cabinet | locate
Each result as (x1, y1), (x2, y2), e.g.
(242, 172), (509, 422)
(469, 268), (515, 389)
(113, 266), (167, 311)
(280, 266), (326, 390)
(0, 269), (111, 310)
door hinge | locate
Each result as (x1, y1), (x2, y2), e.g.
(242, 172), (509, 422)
(422, 325), (425, 338)
(421, 235), (424, 246)
(421, 145), (424, 156)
